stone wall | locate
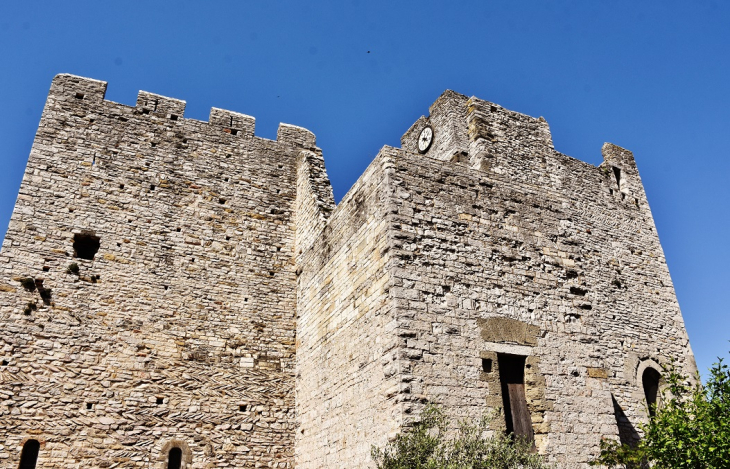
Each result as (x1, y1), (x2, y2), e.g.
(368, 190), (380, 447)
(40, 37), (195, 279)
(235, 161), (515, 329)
(0, 74), (315, 468)
(295, 148), (402, 468)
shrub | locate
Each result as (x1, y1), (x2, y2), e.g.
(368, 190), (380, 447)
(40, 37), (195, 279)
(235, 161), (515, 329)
(18, 277), (36, 292)
(591, 352), (730, 469)
(66, 263), (80, 275)
(38, 286), (52, 305)
(371, 404), (551, 469)
(22, 301), (37, 315)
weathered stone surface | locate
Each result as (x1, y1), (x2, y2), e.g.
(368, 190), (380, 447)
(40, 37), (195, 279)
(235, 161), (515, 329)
(1, 77), (696, 469)
(0, 74), (311, 468)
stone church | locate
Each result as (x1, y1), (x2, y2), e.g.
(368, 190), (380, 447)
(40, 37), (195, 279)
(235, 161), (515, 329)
(0, 74), (696, 468)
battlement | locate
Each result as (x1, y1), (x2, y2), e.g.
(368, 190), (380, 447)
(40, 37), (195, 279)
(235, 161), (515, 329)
(400, 90), (650, 200)
(47, 74), (315, 147)
(402, 90), (554, 163)
(136, 90), (186, 118)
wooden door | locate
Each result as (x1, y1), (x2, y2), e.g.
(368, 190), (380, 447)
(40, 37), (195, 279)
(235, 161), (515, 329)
(498, 354), (534, 442)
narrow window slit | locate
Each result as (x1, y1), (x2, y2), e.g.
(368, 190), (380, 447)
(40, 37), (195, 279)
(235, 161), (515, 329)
(643, 368), (661, 418)
(612, 166), (622, 190)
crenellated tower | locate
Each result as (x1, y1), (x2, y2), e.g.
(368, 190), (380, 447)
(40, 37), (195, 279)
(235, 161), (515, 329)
(1, 78), (695, 469)
(0, 74), (330, 469)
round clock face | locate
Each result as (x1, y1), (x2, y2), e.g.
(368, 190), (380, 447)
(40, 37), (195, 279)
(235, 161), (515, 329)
(417, 126), (433, 153)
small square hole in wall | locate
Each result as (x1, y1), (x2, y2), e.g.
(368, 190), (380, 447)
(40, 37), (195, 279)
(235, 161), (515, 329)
(75, 92), (85, 100)
(481, 358), (493, 373)
(170, 114), (178, 121)
(176, 227), (181, 232)
(230, 129), (240, 136)
(119, 184), (125, 189)
(219, 198), (226, 205)
(86, 403), (93, 410)
(73, 231), (101, 260)
(1, 359), (8, 366)
(239, 404), (247, 412)
(150, 185), (155, 191)
(156, 397), (164, 405)
(142, 108), (150, 115)
(42, 266), (50, 272)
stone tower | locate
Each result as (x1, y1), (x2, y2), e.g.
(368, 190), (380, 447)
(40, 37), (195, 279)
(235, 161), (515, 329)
(1, 75), (696, 468)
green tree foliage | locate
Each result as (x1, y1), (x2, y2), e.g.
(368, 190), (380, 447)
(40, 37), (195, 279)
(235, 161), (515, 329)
(592, 354), (730, 469)
(371, 405), (551, 469)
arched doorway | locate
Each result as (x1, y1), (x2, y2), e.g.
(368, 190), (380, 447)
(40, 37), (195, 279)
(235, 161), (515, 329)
(167, 447), (182, 469)
(18, 439), (40, 469)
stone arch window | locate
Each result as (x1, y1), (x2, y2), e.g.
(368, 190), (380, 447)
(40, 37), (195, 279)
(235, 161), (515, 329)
(18, 439), (40, 469)
(636, 359), (662, 418)
(642, 367), (662, 418)
(158, 439), (192, 469)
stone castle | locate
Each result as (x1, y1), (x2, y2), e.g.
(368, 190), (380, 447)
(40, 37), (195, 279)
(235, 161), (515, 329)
(0, 74), (696, 468)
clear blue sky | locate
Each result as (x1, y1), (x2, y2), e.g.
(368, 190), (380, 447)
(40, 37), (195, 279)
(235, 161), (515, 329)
(1, 1), (728, 381)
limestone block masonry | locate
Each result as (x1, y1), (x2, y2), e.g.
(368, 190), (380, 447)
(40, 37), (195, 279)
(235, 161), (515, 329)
(0, 75), (696, 468)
